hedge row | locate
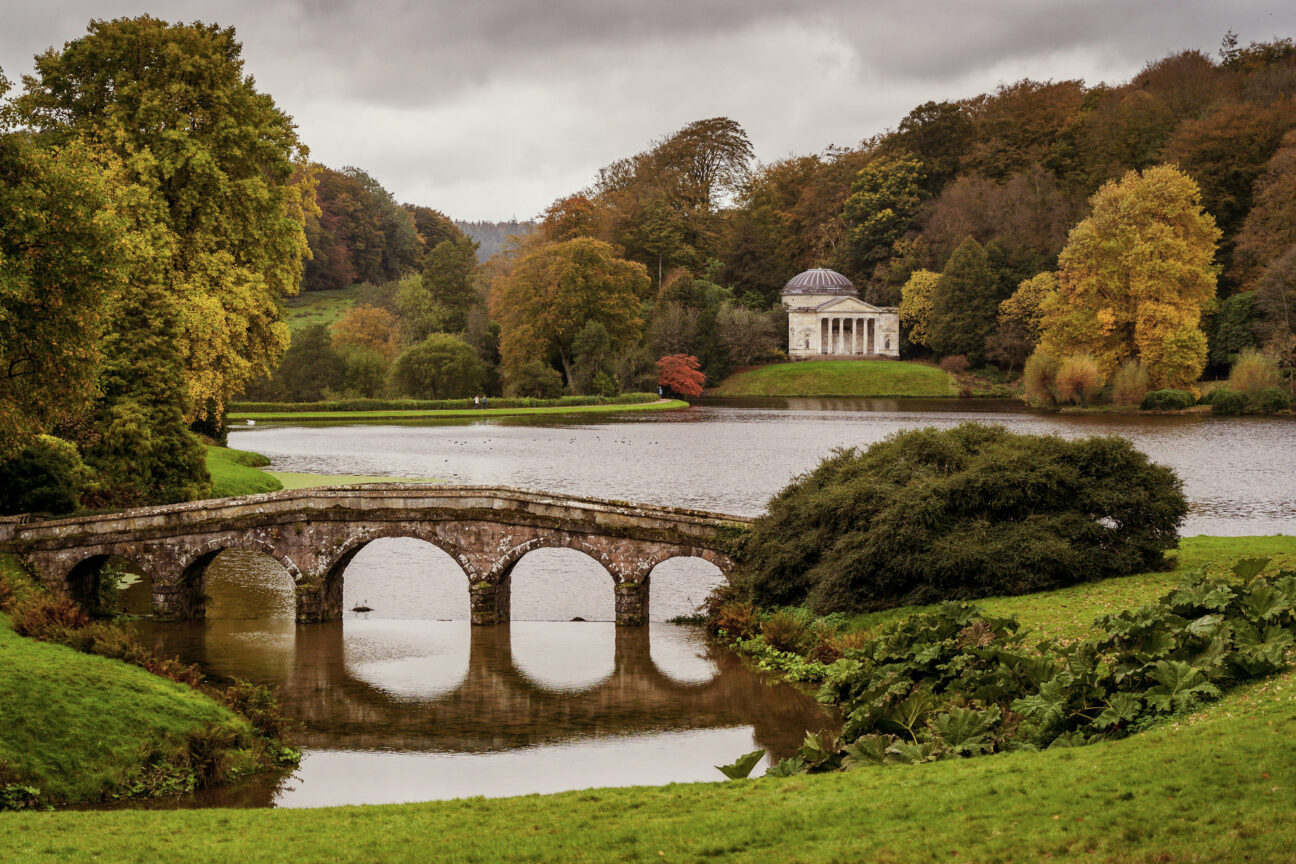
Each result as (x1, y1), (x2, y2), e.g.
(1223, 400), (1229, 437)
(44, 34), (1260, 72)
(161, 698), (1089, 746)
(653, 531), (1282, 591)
(229, 393), (660, 413)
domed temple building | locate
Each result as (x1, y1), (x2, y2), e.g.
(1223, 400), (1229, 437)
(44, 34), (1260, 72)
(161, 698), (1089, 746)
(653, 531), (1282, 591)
(781, 268), (900, 360)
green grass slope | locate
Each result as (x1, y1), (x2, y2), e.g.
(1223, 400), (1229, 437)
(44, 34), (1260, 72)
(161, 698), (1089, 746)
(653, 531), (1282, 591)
(1, 665), (1293, 862)
(205, 447), (283, 498)
(0, 613), (251, 804)
(710, 359), (955, 398)
(284, 285), (358, 333)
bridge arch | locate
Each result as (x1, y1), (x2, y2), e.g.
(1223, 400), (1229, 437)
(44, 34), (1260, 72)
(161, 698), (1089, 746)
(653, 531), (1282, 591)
(324, 532), (476, 620)
(645, 552), (729, 622)
(61, 550), (157, 615)
(171, 538), (304, 620)
(497, 541), (619, 623)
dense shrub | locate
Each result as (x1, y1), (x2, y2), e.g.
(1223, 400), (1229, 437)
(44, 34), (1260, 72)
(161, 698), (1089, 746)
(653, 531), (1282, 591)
(1254, 386), (1291, 414)
(1109, 360), (1150, 407)
(745, 559), (1296, 774)
(0, 436), (89, 516)
(504, 360), (565, 398)
(1209, 388), (1251, 415)
(388, 334), (486, 399)
(1140, 388), (1195, 410)
(938, 355), (969, 375)
(738, 423), (1186, 615)
(1054, 353), (1104, 405)
(1227, 348), (1280, 397)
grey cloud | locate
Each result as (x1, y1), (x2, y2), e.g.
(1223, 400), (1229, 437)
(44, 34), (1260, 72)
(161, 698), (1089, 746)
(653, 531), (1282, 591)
(2, 0), (1295, 219)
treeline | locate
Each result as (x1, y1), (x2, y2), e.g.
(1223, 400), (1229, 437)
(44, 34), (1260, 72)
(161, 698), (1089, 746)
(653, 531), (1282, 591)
(426, 37), (1296, 401)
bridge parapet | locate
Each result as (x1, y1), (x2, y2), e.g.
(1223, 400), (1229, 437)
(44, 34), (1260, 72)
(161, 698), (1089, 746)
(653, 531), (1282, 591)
(2, 485), (752, 626)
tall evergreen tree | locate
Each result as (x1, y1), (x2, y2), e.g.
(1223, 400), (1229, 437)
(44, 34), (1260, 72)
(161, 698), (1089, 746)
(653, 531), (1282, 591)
(930, 237), (1000, 364)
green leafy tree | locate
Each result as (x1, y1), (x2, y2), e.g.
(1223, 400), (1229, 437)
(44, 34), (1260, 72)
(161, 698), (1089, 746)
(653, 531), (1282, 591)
(1036, 165), (1220, 388)
(492, 237), (648, 384)
(404, 235), (480, 337)
(264, 325), (344, 402)
(388, 334), (486, 399)
(842, 153), (926, 276)
(12, 15), (315, 420)
(0, 91), (125, 458)
(930, 237), (1000, 363)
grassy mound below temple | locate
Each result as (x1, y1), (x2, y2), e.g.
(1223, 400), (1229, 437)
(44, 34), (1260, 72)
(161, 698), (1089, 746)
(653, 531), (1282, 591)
(0, 611), (255, 806)
(708, 359), (955, 398)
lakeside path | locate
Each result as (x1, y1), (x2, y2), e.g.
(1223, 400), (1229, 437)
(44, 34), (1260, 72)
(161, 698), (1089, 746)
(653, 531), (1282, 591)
(228, 399), (689, 423)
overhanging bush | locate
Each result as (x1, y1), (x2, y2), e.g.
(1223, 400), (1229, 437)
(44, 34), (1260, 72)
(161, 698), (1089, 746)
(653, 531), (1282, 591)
(1140, 388), (1195, 410)
(1209, 388), (1251, 415)
(738, 423), (1186, 614)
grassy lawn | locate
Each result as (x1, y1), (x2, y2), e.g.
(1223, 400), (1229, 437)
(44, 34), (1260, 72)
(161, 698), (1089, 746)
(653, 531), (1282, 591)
(1, 661), (1293, 861)
(838, 534), (1296, 643)
(0, 608), (252, 805)
(284, 285), (358, 333)
(205, 446), (435, 494)
(709, 360), (955, 398)
(229, 399), (688, 422)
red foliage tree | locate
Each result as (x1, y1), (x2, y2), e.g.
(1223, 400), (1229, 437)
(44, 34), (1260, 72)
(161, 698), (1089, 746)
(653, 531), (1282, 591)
(657, 354), (706, 397)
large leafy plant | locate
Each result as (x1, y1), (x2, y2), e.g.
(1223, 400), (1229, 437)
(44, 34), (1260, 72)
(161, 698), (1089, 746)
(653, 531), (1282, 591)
(723, 559), (1295, 777)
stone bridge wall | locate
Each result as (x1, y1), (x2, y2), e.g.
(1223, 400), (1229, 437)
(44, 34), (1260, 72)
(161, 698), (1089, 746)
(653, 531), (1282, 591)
(1, 485), (751, 626)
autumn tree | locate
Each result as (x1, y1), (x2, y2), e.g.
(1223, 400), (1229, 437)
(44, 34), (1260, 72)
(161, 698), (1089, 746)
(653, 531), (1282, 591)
(930, 237), (1000, 364)
(331, 305), (400, 359)
(12, 16), (315, 420)
(657, 354), (706, 397)
(492, 238), (648, 385)
(0, 88), (125, 457)
(1036, 165), (1220, 388)
(898, 269), (939, 348)
(999, 271), (1058, 341)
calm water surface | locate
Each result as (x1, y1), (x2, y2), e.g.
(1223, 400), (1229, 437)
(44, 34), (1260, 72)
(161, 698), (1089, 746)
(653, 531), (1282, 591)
(128, 399), (1293, 808)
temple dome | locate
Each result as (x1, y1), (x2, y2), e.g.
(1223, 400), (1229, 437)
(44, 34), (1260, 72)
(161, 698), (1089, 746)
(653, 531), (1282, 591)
(781, 268), (856, 296)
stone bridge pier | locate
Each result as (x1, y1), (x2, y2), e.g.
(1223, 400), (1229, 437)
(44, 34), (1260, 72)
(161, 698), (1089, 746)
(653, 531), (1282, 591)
(0, 485), (750, 626)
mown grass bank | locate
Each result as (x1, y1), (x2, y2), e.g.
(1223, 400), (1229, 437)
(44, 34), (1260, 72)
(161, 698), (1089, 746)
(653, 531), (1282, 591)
(0, 610), (255, 806)
(0, 662), (1292, 861)
(284, 285), (358, 333)
(227, 398), (687, 423)
(841, 534), (1296, 645)
(709, 360), (955, 398)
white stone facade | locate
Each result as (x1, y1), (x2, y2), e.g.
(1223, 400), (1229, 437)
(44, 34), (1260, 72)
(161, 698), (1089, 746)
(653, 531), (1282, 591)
(780, 269), (900, 360)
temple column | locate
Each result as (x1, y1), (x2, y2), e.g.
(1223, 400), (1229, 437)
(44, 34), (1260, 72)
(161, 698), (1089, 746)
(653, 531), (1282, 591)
(856, 318), (864, 354)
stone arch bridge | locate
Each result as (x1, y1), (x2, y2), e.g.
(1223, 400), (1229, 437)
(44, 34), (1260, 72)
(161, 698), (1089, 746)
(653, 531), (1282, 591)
(0, 486), (751, 626)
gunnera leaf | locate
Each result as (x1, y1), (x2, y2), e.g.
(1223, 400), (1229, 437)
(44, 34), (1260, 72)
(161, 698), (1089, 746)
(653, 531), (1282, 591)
(715, 749), (765, 780)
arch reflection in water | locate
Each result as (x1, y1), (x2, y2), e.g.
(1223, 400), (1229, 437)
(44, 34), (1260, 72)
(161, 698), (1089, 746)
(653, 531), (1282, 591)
(510, 622), (615, 692)
(507, 547), (615, 622)
(339, 538), (470, 620)
(649, 625), (719, 685)
(343, 619), (471, 700)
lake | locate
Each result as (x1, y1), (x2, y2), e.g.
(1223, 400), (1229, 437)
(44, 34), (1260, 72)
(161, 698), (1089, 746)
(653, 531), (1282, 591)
(127, 398), (1295, 807)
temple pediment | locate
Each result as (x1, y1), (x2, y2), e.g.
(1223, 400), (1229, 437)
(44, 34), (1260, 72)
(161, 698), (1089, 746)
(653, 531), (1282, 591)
(814, 296), (883, 314)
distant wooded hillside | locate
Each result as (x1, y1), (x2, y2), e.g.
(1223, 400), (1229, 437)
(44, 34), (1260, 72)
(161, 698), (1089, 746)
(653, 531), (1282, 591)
(455, 220), (536, 260)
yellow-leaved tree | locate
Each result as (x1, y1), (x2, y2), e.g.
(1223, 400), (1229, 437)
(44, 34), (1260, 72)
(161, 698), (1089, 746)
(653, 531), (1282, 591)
(491, 238), (648, 386)
(1034, 165), (1220, 389)
(898, 269), (939, 347)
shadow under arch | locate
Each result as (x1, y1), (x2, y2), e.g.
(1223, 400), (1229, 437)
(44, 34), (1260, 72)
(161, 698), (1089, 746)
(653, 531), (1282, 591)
(332, 535), (474, 621)
(645, 554), (728, 623)
(177, 540), (301, 620)
(63, 551), (154, 615)
(497, 542), (618, 623)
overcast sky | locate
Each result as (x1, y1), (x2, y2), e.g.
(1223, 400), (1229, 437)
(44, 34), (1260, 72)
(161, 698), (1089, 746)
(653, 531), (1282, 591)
(2, 2), (1294, 221)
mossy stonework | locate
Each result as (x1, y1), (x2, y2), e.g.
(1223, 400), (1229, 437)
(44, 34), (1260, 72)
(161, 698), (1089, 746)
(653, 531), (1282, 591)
(0, 486), (748, 626)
